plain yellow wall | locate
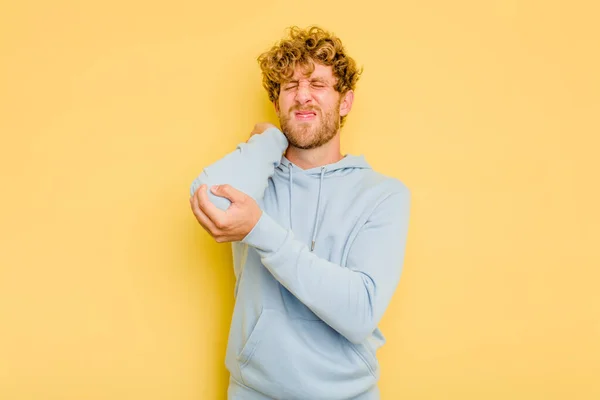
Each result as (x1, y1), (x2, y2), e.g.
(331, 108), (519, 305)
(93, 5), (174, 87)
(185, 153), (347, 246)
(1, 1), (599, 399)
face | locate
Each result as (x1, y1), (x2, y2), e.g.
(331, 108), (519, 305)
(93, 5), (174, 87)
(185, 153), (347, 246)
(275, 63), (353, 150)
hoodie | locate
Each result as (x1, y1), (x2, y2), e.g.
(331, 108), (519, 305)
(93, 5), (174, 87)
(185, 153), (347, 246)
(190, 128), (411, 399)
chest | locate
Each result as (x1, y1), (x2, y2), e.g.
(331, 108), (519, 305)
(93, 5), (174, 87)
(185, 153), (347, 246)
(259, 177), (371, 263)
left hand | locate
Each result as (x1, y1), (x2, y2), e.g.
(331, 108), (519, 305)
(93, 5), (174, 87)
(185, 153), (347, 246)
(189, 184), (262, 243)
(247, 122), (278, 142)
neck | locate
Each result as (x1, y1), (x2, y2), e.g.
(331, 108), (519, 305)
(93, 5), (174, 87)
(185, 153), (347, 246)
(285, 133), (343, 170)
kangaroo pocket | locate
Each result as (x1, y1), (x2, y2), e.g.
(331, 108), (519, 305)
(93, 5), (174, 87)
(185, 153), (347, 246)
(237, 309), (377, 400)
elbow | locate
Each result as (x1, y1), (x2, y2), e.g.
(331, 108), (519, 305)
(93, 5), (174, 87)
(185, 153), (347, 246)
(189, 173), (231, 210)
(190, 173), (231, 211)
(189, 182), (198, 197)
(341, 275), (379, 344)
(190, 173), (208, 197)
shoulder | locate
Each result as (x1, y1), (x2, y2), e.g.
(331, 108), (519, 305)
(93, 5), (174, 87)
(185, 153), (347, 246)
(359, 168), (410, 200)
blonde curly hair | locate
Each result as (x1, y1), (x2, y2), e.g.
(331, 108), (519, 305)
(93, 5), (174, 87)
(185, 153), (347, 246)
(257, 26), (362, 126)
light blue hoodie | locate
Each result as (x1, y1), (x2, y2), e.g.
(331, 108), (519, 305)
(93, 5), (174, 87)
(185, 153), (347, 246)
(190, 128), (411, 399)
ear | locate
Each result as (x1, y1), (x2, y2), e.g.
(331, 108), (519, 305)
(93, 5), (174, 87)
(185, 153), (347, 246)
(339, 90), (354, 117)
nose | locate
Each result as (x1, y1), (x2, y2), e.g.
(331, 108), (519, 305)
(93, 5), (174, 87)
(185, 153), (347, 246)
(294, 82), (312, 105)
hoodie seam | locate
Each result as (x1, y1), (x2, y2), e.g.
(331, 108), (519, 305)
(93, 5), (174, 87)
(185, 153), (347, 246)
(349, 343), (377, 377)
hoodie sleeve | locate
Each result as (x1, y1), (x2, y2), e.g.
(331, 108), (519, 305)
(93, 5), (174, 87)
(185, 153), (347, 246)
(189, 128), (288, 210)
(242, 185), (411, 344)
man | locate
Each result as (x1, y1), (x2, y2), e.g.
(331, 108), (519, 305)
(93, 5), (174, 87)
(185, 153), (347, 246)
(189, 26), (410, 400)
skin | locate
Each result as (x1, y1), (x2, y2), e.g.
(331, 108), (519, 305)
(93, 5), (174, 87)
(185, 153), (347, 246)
(276, 62), (354, 170)
(189, 183), (262, 242)
(190, 62), (354, 241)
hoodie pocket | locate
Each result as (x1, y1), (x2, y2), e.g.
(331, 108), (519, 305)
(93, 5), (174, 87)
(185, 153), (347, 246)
(236, 309), (377, 399)
(238, 308), (272, 368)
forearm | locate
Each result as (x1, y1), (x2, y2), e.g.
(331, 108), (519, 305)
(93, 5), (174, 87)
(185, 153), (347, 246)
(270, 239), (382, 344)
(242, 196), (409, 344)
(189, 128), (288, 210)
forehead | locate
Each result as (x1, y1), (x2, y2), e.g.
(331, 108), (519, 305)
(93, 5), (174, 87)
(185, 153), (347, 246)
(287, 63), (335, 82)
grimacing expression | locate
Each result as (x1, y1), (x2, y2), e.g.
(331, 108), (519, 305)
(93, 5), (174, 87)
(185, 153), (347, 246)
(276, 63), (347, 150)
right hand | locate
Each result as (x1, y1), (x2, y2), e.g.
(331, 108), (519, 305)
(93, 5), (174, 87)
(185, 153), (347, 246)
(248, 122), (278, 141)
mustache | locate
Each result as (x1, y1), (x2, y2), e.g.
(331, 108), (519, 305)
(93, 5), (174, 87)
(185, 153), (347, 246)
(290, 107), (319, 113)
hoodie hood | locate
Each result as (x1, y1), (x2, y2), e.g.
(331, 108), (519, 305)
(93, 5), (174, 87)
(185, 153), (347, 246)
(276, 155), (372, 251)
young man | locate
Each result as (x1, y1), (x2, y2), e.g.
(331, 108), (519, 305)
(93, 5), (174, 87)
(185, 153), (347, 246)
(189, 26), (411, 400)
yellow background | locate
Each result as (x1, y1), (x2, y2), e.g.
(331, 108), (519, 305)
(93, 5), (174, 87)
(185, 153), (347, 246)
(1, 0), (599, 399)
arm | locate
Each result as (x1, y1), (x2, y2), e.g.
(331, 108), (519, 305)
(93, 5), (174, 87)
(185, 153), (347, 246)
(242, 186), (411, 344)
(189, 127), (288, 210)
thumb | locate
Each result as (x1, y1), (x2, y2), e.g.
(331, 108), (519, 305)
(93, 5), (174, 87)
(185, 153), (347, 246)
(211, 184), (242, 202)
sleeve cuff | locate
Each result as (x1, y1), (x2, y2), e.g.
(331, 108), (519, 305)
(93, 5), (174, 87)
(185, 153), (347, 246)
(242, 211), (289, 253)
(257, 127), (289, 154)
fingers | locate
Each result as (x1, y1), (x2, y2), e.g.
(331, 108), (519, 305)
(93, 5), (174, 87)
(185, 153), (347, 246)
(248, 122), (279, 142)
(190, 186), (220, 233)
(190, 196), (234, 243)
(250, 122), (277, 137)
(211, 184), (243, 204)
(196, 184), (228, 226)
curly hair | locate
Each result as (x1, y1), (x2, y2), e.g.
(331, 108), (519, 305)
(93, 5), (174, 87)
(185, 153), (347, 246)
(257, 26), (362, 126)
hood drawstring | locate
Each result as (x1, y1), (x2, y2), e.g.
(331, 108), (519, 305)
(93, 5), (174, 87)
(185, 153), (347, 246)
(310, 167), (326, 252)
(288, 165), (293, 230)
(287, 164), (326, 252)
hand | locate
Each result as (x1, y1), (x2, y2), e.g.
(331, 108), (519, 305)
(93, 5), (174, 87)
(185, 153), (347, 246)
(248, 122), (278, 141)
(189, 184), (262, 243)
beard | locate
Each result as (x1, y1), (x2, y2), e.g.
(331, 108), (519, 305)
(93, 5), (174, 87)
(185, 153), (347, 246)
(279, 102), (341, 150)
